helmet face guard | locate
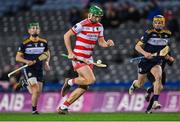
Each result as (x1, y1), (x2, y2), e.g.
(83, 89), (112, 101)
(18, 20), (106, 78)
(153, 15), (165, 29)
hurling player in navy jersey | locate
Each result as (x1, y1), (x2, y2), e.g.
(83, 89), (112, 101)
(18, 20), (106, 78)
(129, 15), (173, 110)
(16, 22), (50, 114)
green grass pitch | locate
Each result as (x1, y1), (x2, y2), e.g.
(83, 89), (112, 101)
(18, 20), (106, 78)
(0, 112), (180, 121)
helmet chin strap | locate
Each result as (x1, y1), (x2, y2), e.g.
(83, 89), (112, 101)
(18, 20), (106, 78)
(32, 33), (39, 37)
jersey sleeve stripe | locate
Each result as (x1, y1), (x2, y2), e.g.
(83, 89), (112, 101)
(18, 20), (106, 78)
(71, 28), (77, 34)
(17, 51), (24, 55)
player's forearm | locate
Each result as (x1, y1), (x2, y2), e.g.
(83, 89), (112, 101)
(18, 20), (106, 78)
(99, 41), (108, 47)
(16, 55), (29, 64)
(135, 44), (147, 56)
(46, 50), (50, 62)
(98, 38), (109, 47)
(64, 34), (73, 54)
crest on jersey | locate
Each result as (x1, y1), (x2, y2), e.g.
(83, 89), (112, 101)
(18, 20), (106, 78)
(28, 73), (32, 77)
(74, 25), (77, 28)
(138, 68), (142, 72)
(93, 27), (99, 31)
(18, 47), (21, 51)
(34, 43), (38, 47)
(40, 43), (43, 47)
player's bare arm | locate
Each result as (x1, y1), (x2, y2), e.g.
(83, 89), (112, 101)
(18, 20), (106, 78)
(16, 52), (35, 66)
(135, 41), (152, 59)
(44, 50), (51, 71)
(64, 29), (76, 59)
(98, 37), (114, 47)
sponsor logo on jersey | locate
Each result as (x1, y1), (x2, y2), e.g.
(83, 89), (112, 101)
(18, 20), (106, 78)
(27, 44), (32, 47)
(25, 47), (45, 54)
(40, 43), (44, 47)
(148, 38), (169, 46)
(164, 35), (168, 38)
(152, 34), (157, 37)
(87, 33), (98, 40)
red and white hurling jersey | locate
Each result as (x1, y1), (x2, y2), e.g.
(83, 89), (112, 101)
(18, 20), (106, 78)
(71, 19), (104, 62)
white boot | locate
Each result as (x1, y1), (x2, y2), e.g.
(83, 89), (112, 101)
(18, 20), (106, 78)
(152, 101), (162, 109)
(129, 80), (137, 95)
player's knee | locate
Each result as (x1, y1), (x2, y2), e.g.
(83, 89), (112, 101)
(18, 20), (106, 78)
(91, 76), (96, 83)
(154, 80), (162, 89)
(79, 85), (89, 91)
(33, 89), (40, 96)
(154, 75), (162, 83)
(31, 84), (40, 95)
(86, 76), (96, 85)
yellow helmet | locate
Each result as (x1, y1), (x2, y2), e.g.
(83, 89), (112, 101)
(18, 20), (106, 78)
(153, 15), (165, 29)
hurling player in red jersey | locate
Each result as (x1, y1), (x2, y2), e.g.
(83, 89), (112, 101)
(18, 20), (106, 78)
(58, 5), (114, 114)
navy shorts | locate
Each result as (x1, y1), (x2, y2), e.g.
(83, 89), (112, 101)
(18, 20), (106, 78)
(22, 67), (44, 82)
(138, 60), (162, 74)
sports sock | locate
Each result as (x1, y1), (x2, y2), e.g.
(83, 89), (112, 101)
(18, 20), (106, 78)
(61, 101), (71, 109)
(147, 97), (154, 111)
(67, 79), (74, 86)
(147, 87), (154, 93)
(133, 83), (138, 89)
(32, 106), (37, 112)
(153, 95), (159, 101)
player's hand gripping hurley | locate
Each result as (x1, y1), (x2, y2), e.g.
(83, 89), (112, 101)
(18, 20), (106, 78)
(61, 54), (107, 68)
(130, 46), (169, 62)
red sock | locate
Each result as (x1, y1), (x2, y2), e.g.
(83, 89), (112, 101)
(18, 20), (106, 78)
(63, 101), (71, 107)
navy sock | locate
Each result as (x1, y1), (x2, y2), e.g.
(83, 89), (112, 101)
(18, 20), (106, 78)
(153, 95), (159, 101)
(133, 84), (138, 89)
(147, 87), (154, 93)
(32, 106), (37, 111)
(147, 97), (154, 111)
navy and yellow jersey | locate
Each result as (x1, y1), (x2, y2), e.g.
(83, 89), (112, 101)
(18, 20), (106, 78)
(138, 28), (172, 62)
(140, 28), (171, 53)
(17, 36), (49, 70)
